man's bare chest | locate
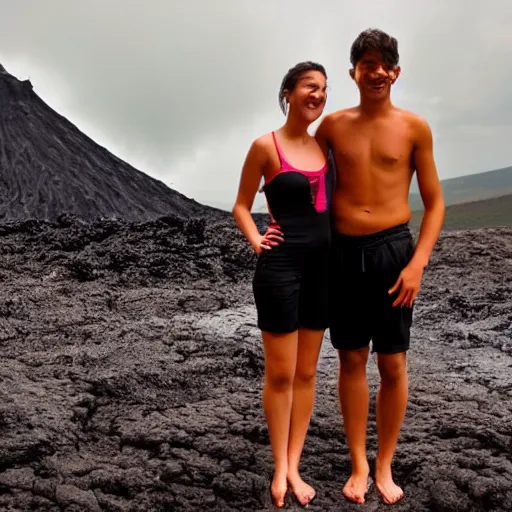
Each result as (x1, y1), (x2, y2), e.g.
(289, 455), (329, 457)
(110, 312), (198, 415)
(332, 124), (413, 170)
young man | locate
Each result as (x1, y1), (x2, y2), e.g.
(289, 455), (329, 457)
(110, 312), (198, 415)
(315, 29), (445, 505)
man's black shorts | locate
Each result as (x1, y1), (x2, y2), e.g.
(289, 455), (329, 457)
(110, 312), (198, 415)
(329, 223), (415, 354)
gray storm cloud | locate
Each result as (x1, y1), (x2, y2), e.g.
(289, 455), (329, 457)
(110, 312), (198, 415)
(0, 0), (511, 209)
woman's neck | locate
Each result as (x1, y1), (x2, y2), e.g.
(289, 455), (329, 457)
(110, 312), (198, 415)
(280, 115), (310, 143)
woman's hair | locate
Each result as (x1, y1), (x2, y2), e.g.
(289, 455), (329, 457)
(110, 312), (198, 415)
(278, 61), (327, 115)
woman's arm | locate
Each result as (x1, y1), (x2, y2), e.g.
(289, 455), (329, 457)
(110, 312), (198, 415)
(232, 138), (283, 254)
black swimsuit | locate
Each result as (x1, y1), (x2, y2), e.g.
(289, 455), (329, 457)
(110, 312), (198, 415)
(252, 132), (332, 334)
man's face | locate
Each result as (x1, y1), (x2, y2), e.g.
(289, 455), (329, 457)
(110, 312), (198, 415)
(351, 50), (400, 100)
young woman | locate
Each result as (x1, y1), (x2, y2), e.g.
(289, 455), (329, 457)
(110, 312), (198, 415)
(232, 62), (332, 508)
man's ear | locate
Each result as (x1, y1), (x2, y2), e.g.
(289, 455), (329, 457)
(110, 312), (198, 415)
(349, 68), (355, 80)
(389, 66), (401, 84)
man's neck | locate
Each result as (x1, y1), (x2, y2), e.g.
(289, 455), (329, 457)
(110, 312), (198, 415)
(359, 96), (393, 117)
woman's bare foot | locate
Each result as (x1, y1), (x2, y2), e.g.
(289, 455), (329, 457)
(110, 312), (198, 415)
(271, 473), (288, 508)
(342, 463), (370, 504)
(375, 460), (404, 504)
(287, 471), (316, 506)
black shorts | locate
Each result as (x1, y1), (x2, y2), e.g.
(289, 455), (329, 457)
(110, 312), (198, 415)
(252, 245), (330, 334)
(329, 224), (415, 354)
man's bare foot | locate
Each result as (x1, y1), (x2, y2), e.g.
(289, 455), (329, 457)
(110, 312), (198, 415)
(271, 473), (287, 508)
(342, 464), (370, 504)
(287, 471), (316, 507)
(375, 461), (404, 505)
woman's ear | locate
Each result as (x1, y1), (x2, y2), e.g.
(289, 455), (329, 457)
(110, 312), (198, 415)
(282, 89), (290, 112)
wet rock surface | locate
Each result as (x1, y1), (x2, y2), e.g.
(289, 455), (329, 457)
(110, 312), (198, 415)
(0, 218), (510, 511)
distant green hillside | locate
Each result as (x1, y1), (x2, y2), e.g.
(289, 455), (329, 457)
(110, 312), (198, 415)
(410, 193), (512, 230)
(409, 166), (512, 211)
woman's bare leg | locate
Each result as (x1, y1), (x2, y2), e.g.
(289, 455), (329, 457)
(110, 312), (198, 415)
(262, 330), (298, 508)
(287, 328), (324, 505)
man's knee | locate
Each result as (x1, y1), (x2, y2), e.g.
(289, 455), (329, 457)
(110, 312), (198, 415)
(377, 352), (407, 385)
(338, 347), (369, 375)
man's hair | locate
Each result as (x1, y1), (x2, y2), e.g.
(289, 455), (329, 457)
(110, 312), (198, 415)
(278, 61), (327, 115)
(350, 28), (399, 69)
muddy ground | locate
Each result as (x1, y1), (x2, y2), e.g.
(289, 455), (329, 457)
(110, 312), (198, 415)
(0, 216), (510, 511)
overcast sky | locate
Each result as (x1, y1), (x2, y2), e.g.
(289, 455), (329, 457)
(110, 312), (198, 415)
(1, 0), (511, 210)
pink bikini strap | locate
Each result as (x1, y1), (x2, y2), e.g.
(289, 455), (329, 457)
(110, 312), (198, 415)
(271, 131), (285, 166)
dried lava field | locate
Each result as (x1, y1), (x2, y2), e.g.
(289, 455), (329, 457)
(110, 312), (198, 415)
(0, 217), (511, 512)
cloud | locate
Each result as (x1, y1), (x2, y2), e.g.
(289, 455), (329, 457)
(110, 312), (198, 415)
(0, 0), (511, 209)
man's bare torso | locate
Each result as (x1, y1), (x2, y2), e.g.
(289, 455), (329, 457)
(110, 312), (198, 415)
(323, 106), (419, 236)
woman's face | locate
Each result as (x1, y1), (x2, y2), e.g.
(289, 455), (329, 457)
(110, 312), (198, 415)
(286, 70), (327, 123)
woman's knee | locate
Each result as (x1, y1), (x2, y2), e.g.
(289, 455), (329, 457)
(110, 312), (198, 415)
(266, 369), (294, 391)
(294, 366), (316, 386)
(262, 331), (298, 391)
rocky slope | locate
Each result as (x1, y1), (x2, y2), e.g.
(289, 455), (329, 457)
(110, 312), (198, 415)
(0, 217), (510, 511)
(0, 64), (220, 222)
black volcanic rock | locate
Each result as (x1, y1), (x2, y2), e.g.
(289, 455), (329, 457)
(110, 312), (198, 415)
(0, 64), (222, 222)
(0, 218), (510, 511)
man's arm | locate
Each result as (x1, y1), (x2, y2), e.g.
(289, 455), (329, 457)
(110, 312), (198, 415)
(410, 117), (445, 268)
(389, 116), (445, 308)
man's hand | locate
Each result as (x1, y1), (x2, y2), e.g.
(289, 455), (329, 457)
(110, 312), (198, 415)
(388, 262), (424, 308)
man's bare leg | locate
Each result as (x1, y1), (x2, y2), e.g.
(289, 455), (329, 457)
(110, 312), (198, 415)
(262, 330), (298, 508)
(338, 347), (370, 504)
(375, 352), (408, 504)
(287, 328), (324, 506)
